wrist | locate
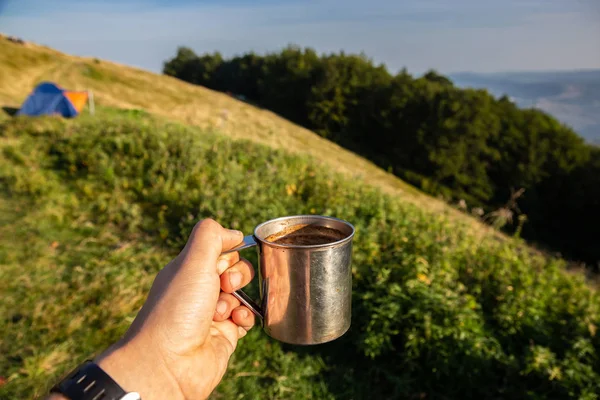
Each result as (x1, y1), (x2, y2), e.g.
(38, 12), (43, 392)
(95, 339), (184, 400)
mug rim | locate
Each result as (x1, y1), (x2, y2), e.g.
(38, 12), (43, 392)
(253, 214), (355, 250)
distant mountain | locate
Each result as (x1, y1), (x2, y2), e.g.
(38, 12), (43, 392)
(450, 70), (600, 144)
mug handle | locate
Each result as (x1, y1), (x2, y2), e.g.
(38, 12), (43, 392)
(222, 235), (264, 326)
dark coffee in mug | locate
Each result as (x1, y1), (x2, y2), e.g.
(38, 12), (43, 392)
(266, 224), (346, 245)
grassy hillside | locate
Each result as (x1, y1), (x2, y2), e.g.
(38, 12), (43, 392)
(1, 112), (600, 399)
(0, 35), (429, 201)
(3, 35), (526, 256)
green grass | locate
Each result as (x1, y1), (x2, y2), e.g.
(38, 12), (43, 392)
(1, 113), (599, 399)
(0, 34), (445, 212)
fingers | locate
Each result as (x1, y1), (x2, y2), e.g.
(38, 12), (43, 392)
(211, 315), (253, 352)
(232, 306), (255, 334)
(213, 294), (256, 328)
(209, 317), (252, 367)
(210, 321), (239, 357)
(214, 293), (240, 322)
(216, 251), (240, 275)
(220, 258), (255, 293)
(181, 219), (244, 270)
(209, 319), (250, 366)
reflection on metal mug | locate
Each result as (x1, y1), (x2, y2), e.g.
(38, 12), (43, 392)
(222, 215), (355, 345)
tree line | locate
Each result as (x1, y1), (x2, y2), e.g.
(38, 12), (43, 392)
(163, 46), (600, 266)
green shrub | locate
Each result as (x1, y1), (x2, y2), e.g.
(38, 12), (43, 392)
(163, 46), (600, 265)
(1, 115), (598, 399)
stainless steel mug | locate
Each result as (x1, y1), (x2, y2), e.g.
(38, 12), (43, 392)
(223, 215), (355, 345)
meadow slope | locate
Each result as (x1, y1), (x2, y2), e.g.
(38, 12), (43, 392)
(1, 113), (599, 399)
(0, 34), (511, 238)
(0, 35), (423, 197)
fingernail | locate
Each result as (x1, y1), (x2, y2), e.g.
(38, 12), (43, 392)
(216, 300), (228, 316)
(229, 270), (243, 289)
(238, 326), (247, 337)
(228, 229), (243, 237)
(217, 259), (230, 274)
(238, 308), (249, 319)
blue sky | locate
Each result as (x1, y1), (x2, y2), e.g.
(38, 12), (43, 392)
(1, 0), (599, 74)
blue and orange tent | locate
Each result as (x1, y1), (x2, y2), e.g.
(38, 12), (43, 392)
(17, 82), (89, 118)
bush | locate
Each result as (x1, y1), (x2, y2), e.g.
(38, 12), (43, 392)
(1, 115), (599, 399)
(163, 46), (600, 266)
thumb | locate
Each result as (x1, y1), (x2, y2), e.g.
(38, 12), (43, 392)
(181, 219), (244, 272)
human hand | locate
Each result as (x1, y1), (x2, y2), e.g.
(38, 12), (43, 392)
(93, 219), (256, 399)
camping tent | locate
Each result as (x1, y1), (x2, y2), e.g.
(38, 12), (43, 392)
(17, 82), (89, 118)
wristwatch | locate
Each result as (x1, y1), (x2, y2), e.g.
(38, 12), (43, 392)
(51, 361), (141, 400)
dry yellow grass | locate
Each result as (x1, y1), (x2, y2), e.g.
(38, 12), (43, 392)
(0, 34), (502, 238)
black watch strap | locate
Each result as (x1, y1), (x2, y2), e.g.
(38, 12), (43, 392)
(51, 361), (127, 400)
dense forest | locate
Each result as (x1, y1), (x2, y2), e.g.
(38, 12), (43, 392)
(163, 46), (600, 266)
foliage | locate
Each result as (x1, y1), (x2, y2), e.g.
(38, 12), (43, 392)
(1, 114), (599, 399)
(163, 46), (600, 265)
